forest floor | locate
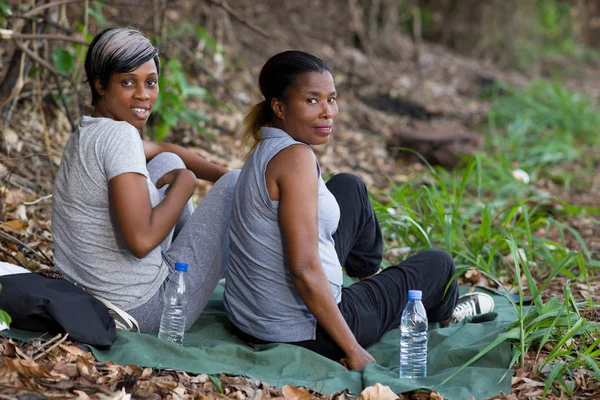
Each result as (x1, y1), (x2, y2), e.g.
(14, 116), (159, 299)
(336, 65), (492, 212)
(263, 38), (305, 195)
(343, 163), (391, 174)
(1, 0), (599, 398)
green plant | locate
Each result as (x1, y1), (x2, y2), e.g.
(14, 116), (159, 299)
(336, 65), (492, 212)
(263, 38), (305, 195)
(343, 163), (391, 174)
(0, 284), (11, 328)
(373, 79), (599, 396)
(0, 0), (11, 20)
(485, 80), (600, 187)
(148, 58), (211, 141)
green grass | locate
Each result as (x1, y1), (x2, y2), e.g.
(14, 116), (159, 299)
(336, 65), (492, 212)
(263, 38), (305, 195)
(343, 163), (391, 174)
(373, 80), (600, 396)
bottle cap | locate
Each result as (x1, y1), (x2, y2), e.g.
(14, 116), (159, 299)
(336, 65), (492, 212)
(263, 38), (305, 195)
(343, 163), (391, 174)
(174, 262), (188, 272)
(408, 290), (422, 300)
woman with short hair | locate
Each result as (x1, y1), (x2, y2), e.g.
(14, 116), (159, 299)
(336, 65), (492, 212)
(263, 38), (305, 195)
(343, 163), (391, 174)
(224, 50), (494, 370)
(52, 27), (239, 333)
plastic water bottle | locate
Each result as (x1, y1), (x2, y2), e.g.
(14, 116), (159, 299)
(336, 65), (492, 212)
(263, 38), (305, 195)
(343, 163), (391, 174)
(399, 289), (428, 378)
(158, 262), (188, 345)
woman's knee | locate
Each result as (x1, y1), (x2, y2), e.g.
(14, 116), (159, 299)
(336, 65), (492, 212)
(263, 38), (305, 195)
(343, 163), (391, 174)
(328, 172), (366, 189)
(217, 170), (240, 191)
(326, 173), (368, 200)
(421, 248), (455, 275)
(147, 152), (185, 172)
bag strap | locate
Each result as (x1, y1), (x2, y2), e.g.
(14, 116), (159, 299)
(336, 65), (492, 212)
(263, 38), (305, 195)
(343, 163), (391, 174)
(93, 296), (140, 333)
(75, 283), (140, 333)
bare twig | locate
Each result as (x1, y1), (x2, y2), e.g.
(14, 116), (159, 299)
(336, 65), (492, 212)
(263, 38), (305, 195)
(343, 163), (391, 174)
(170, 39), (233, 90)
(52, 73), (75, 131)
(22, 0), (85, 18)
(0, 52), (26, 110)
(0, 153), (54, 162)
(37, 333), (62, 350)
(0, 248), (28, 269)
(33, 333), (69, 361)
(23, 194), (53, 205)
(35, 245), (54, 266)
(205, 0), (271, 39)
(0, 31), (88, 45)
(411, 4), (423, 77)
(347, 0), (378, 72)
(11, 16), (75, 34)
(13, 40), (66, 79)
(29, 21), (52, 158)
(0, 229), (41, 256)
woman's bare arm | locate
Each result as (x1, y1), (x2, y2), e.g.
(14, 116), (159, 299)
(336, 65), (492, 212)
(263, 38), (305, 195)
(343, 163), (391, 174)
(108, 169), (197, 258)
(266, 144), (376, 370)
(143, 140), (228, 182)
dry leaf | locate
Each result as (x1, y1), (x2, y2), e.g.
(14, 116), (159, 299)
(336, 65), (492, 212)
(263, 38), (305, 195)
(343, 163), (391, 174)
(4, 189), (24, 205)
(74, 389), (93, 400)
(3, 219), (26, 230)
(281, 384), (313, 399)
(3, 357), (67, 381)
(124, 364), (143, 376)
(97, 388), (132, 400)
(76, 355), (96, 377)
(59, 344), (90, 358)
(359, 383), (399, 400)
(155, 380), (178, 389)
(16, 204), (27, 221)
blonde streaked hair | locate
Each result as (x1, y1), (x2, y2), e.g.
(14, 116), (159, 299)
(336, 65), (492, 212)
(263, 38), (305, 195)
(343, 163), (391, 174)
(85, 27), (160, 106)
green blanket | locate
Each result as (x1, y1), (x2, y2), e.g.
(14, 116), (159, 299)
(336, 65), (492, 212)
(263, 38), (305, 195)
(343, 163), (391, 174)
(7, 284), (515, 400)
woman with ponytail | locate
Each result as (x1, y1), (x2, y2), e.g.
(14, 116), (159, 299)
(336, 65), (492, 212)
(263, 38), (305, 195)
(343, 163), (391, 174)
(223, 51), (493, 370)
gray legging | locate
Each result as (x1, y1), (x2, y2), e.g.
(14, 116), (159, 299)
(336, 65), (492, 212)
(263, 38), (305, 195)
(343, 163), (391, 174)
(127, 152), (239, 333)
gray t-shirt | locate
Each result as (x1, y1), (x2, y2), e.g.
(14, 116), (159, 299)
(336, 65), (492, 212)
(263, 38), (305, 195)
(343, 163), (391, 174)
(224, 127), (342, 342)
(52, 116), (169, 310)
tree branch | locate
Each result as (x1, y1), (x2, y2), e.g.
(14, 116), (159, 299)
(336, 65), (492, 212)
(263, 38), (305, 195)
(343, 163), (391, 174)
(0, 30), (88, 45)
(205, 0), (272, 39)
(13, 40), (66, 79)
(22, 0), (86, 18)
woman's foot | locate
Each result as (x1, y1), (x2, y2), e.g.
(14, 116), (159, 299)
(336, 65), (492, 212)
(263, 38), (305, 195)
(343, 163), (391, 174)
(440, 292), (495, 327)
(450, 292), (495, 323)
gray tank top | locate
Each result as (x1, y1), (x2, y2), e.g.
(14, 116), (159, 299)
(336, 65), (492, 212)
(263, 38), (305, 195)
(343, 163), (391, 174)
(224, 127), (342, 342)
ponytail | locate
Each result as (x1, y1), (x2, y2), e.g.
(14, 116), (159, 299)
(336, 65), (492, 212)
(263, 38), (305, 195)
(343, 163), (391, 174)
(241, 100), (272, 156)
(242, 51), (330, 156)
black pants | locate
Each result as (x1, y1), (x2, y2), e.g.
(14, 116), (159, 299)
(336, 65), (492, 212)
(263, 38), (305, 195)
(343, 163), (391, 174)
(233, 173), (459, 360)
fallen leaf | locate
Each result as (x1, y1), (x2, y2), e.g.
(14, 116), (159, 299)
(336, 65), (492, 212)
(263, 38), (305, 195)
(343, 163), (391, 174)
(16, 204), (27, 221)
(4, 189), (24, 205)
(359, 383), (399, 400)
(2, 219), (26, 230)
(155, 380), (178, 389)
(73, 389), (93, 400)
(3, 357), (67, 381)
(124, 364), (143, 376)
(97, 388), (132, 400)
(282, 384), (313, 400)
(59, 344), (89, 358)
(77, 355), (96, 377)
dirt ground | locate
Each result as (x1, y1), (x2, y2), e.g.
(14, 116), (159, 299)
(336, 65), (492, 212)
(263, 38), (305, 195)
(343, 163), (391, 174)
(0, 0), (599, 398)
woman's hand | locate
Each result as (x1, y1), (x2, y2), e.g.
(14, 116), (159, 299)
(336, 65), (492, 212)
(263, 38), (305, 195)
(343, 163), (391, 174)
(109, 168), (197, 258)
(267, 144), (372, 370)
(340, 345), (376, 370)
(156, 168), (197, 196)
(143, 140), (228, 182)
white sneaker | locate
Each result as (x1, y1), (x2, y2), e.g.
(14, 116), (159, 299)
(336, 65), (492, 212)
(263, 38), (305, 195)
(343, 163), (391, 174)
(451, 292), (495, 323)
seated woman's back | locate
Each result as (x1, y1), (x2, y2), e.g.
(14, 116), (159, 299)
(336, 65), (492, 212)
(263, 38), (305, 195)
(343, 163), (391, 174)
(53, 116), (167, 310)
(224, 127), (342, 342)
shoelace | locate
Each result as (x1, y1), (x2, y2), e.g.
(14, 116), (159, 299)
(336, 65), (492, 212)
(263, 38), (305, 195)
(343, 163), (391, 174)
(452, 299), (478, 322)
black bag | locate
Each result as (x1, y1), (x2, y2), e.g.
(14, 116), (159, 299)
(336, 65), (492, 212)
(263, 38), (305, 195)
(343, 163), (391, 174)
(0, 273), (116, 348)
